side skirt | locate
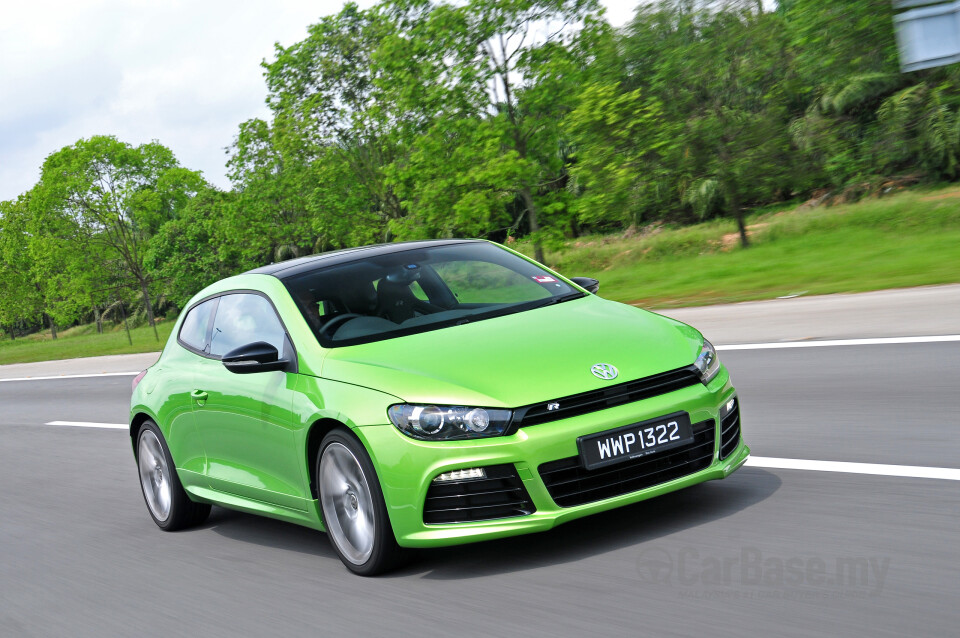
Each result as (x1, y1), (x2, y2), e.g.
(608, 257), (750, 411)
(182, 482), (326, 533)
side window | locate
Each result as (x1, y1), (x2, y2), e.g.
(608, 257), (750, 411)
(178, 299), (216, 352)
(209, 294), (287, 358)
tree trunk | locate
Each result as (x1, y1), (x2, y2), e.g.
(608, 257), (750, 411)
(734, 205), (750, 248)
(94, 304), (103, 334)
(119, 301), (133, 346)
(139, 279), (159, 341)
(520, 187), (545, 263)
(45, 313), (57, 340)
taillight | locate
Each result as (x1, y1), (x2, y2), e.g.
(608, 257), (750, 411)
(132, 370), (147, 392)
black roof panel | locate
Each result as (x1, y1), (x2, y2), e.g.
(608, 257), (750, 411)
(245, 239), (482, 280)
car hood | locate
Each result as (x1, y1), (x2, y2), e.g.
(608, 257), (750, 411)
(320, 296), (703, 408)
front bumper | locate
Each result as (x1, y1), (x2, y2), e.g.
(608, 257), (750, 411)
(355, 367), (748, 548)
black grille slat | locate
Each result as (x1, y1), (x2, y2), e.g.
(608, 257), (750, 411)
(423, 464), (535, 524)
(538, 419), (716, 508)
(514, 365), (701, 429)
(528, 375), (691, 418)
(426, 506), (532, 525)
(551, 450), (717, 503)
(427, 477), (519, 496)
(424, 501), (528, 515)
(541, 448), (716, 497)
(540, 439), (717, 489)
(721, 415), (739, 436)
(426, 487), (525, 503)
(719, 401), (741, 460)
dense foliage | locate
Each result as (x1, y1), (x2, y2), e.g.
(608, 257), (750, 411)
(3, 0), (959, 339)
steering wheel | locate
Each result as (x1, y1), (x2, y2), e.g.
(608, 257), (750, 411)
(319, 313), (362, 340)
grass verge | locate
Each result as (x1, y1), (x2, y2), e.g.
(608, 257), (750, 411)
(516, 185), (960, 307)
(0, 322), (173, 366)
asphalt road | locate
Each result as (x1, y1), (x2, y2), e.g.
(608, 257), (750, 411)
(1, 343), (958, 637)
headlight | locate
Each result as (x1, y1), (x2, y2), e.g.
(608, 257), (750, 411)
(694, 339), (721, 384)
(387, 405), (512, 440)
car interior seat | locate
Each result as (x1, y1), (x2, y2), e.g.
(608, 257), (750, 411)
(376, 265), (423, 323)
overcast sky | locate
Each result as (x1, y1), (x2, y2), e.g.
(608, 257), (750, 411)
(0, 1), (638, 202)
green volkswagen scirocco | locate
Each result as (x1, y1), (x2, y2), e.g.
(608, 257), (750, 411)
(131, 239), (748, 575)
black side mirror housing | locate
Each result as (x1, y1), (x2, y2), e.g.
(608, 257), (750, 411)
(221, 341), (290, 374)
(570, 276), (600, 294)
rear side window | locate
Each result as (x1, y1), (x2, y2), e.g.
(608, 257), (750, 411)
(209, 293), (287, 358)
(178, 299), (216, 352)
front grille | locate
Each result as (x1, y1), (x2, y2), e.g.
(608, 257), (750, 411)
(719, 400), (741, 460)
(538, 419), (716, 508)
(423, 464), (535, 524)
(512, 365), (702, 429)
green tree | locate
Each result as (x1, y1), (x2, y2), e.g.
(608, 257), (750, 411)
(147, 187), (244, 309)
(565, 83), (676, 227)
(375, 0), (603, 260)
(259, 2), (417, 242)
(614, 1), (797, 245)
(0, 198), (43, 338)
(29, 136), (204, 340)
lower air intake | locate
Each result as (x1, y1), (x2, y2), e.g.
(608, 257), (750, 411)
(538, 419), (716, 508)
(719, 400), (741, 460)
(423, 464), (535, 524)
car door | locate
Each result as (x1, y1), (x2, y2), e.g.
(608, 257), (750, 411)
(162, 297), (218, 479)
(192, 291), (309, 511)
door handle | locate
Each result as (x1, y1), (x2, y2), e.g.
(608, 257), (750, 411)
(191, 390), (209, 402)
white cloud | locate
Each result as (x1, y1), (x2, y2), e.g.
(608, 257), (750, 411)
(0, 0), (636, 201)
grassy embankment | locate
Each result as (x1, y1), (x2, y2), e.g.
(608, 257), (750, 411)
(0, 322), (174, 366)
(517, 185), (960, 308)
(2, 184), (959, 364)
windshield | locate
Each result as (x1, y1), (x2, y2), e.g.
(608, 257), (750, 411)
(282, 242), (583, 347)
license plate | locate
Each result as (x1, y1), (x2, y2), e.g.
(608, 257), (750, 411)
(577, 412), (693, 471)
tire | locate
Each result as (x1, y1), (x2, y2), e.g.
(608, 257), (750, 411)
(317, 429), (405, 576)
(136, 420), (211, 531)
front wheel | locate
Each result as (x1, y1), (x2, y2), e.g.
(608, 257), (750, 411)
(136, 421), (210, 530)
(318, 430), (404, 575)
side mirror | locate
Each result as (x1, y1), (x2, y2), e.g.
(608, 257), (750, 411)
(221, 341), (290, 374)
(570, 276), (600, 294)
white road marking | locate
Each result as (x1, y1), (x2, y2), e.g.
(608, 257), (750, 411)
(0, 371), (139, 383)
(746, 456), (960, 481)
(717, 335), (960, 351)
(46, 421), (127, 430)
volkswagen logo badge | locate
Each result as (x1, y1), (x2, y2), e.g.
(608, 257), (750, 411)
(591, 363), (619, 380)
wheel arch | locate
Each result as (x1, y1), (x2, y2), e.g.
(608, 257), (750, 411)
(129, 411), (154, 455)
(305, 417), (354, 499)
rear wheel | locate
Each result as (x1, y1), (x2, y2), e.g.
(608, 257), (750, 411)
(318, 429), (404, 575)
(136, 421), (210, 530)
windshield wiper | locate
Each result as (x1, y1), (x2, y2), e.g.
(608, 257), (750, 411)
(450, 293), (583, 326)
(526, 292), (585, 310)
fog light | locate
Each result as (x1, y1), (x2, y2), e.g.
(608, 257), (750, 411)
(726, 399), (736, 414)
(433, 468), (486, 482)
